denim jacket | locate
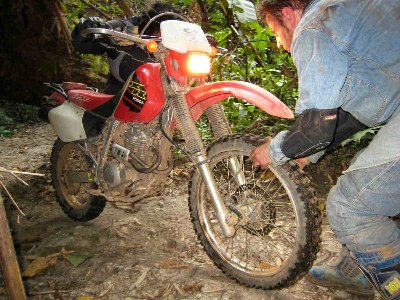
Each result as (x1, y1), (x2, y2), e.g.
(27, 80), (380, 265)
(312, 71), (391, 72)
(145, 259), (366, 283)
(269, 0), (400, 170)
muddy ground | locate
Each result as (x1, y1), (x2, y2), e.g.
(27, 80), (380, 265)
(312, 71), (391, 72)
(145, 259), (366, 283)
(0, 122), (379, 299)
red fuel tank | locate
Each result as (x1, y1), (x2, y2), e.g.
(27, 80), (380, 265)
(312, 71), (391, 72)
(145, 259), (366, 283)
(114, 63), (165, 123)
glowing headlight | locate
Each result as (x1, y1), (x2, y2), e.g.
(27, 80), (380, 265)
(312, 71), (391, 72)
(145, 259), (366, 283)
(187, 53), (211, 76)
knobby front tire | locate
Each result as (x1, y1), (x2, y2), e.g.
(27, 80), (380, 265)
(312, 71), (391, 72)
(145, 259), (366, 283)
(188, 134), (321, 289)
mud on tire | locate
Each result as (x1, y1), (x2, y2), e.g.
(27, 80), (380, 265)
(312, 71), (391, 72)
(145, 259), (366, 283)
(51, 139), (106, 221)
(188, 134), (321, 289)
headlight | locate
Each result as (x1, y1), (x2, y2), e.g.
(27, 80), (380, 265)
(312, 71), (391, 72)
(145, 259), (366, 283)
(186, 53), (211, 76)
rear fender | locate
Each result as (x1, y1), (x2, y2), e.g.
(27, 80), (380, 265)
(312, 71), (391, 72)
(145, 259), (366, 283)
(49, 91), (68, 105)
(186, 81), (294, 122)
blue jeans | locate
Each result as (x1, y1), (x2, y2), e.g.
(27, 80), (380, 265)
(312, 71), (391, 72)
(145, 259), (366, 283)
(327, 111), (400, 253)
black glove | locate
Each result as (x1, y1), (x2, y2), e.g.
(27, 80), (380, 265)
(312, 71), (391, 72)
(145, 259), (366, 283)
(71, 17), (111, 55)
(84, 16), (110, 29)
(72, 17), (110, 38)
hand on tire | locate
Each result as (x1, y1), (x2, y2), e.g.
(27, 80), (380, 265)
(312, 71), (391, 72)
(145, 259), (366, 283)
(295, 157), (308, 169)
(250, 137), (273, 169)
(250, 137), (309, 169)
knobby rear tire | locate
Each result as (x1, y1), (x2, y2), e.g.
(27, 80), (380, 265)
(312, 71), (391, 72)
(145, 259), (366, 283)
(51, 139), (106, 221)
(188, 134), (321, 289)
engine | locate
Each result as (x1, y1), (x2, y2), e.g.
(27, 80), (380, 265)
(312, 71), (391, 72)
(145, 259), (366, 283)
(102, 122), (172, 202)
(124, 123), (157, 163)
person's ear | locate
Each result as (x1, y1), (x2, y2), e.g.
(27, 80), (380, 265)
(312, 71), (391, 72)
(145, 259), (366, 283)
(281, 6), (296, 27)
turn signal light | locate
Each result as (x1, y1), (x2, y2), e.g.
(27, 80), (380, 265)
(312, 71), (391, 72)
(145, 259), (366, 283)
(211, 46), (218, 57)
(146, 40), (158, 53)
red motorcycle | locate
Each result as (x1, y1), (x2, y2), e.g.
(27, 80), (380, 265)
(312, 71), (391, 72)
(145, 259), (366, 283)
(44, 17), (321, 289)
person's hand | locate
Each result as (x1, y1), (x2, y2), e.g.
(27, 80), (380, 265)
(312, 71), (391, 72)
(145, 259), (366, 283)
(250, 136), (309, 169)
(250, 137), (273, 169)
(295, 157), (308, 169)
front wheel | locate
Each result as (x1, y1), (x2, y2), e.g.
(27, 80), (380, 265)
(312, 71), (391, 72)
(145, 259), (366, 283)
(188, 135), (321, 289)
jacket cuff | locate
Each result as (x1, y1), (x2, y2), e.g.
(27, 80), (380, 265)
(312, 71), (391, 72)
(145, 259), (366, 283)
(308, 151), (325, 163)
(268, 131), (291, 165)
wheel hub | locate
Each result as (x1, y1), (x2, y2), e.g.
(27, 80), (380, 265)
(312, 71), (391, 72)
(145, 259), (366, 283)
(231, 184), (276, 233)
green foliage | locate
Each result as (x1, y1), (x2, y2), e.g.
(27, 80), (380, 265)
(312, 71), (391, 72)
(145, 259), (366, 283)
(196, 115), (214, 146)
(82, 54), (109, 78)
(0, 101), (39, 138)
(62, 1), (123, 78)
(212, 19), (298, 132)
(62, 0), (123, 23)
(340, 126), (381, 147)
(173, 0), (298, 134)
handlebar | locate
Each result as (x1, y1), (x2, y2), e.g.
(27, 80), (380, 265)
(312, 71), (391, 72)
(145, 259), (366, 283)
(81, 27), (227, 55)
(80, 28), (161, 46)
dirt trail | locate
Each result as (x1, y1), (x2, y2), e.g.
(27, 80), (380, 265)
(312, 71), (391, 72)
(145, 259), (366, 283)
(0, 123), (378, 299)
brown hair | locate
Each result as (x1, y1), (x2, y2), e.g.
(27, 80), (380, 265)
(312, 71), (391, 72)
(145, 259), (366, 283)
(258, 0), (312, 24)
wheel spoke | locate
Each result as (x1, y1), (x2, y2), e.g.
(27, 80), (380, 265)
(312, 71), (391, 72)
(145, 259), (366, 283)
(242, 224), (289, 259)
(263, 220), (296, 242)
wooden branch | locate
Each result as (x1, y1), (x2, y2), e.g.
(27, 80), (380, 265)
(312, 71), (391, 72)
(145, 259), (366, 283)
(0, 167), (45, 298)
(52, 0), (72, 55)
(196, 0), (210, 31)
(0, 181), (26, 217)
(10, 172), (28, 186)
(0, 166), (45, 217)
(115, 0), (134, 17)
(235, 25), (266, 68)
(81, 0), (112, 20)
(0, 167), (45, 177)
(0, 192), (27, 300)
(218, 0), (266, 68)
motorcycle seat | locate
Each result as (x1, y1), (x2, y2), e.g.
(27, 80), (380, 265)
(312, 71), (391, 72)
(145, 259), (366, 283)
(68, 90), (115, 111)
(62, 82), (87, 92)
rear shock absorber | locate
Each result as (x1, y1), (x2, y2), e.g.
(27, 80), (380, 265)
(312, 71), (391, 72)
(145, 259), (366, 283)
(205, 103), (231, 138)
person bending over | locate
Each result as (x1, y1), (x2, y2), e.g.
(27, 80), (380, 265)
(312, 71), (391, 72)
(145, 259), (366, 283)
(251, 0), (400, 299)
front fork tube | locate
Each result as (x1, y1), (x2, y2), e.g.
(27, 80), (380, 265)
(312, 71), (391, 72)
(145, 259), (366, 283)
(172, 93), (237, 237)
(228, 157), (245, 186)
(205, 104), (245, 186)
(195, 155), (238, 238)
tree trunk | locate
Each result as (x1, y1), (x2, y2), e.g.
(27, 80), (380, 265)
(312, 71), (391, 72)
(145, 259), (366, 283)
(0, 0), (92, 106)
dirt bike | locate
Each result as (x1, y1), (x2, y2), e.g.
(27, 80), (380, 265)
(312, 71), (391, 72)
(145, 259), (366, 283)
(44, 16), (321, 290)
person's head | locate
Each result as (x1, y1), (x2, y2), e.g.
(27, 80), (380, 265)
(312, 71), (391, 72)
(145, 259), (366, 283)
(138, 1), (182, 36)
(258, 0), (311, 52)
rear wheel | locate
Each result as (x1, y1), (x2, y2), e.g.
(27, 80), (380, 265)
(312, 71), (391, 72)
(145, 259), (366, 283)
(189, 135), (321, 289)
(51, 139), (106, 221)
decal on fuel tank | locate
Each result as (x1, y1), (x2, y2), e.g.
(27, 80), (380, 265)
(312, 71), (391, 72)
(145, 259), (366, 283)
(122, 78), (147, 112)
